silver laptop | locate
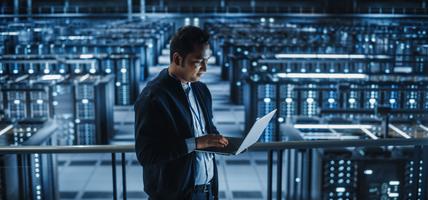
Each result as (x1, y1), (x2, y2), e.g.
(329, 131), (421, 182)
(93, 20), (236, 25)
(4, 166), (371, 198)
(196, 109), (277, 155)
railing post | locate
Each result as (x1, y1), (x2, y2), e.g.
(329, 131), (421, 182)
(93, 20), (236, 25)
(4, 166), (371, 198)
(302, 149), (311, 199)
(267, 150), (273, 200)
(112, 153), (118, 200)
(377, 106), (390, 139)
(276, 150), (283, 199)
(17, 154), (28, 200)
(285, 150), (290, 200)
(121, 153), (127, 200)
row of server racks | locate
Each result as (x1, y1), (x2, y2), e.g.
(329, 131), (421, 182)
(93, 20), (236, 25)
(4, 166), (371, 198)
(0, 74), (114, 145)
(207, 18), (428, 199)
(0, 19), (175, 146)
(0, 54), (139, 105)
(0, 18), (174, 200)
(0, 19), (174, 105)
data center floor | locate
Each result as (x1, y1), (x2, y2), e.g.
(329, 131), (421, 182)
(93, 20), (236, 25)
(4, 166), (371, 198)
(57, 65), (275, 200)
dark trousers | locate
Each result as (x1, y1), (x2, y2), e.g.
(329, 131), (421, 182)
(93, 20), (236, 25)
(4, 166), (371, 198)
(192, 184), (214, 200)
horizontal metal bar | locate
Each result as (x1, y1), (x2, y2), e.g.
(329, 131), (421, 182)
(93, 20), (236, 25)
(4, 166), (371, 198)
(0, 145), (134, 154)
(0, 138), (427, 154)
(251, 138), (428, 150)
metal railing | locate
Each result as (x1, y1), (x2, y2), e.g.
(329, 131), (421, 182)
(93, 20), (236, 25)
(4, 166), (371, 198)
(1, 138), (427, 199)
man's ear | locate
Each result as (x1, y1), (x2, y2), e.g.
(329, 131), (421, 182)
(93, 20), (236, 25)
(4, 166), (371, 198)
(173, 52), (182, 66)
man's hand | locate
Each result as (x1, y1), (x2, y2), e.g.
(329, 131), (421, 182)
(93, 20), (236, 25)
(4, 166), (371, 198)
(196, 135), (229, 149)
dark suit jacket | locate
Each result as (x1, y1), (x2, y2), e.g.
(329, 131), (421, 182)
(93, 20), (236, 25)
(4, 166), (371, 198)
(134, 68), (220, 200)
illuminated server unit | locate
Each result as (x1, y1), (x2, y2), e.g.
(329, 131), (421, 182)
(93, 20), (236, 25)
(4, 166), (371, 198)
(243, 81), (278, 142)
(73, 75), (114, 145)
(0, 83), (52, 122)
(63, 54), (140, 106)
(223, 41), (257, 81)
(280, 147), (428, 200)
(110, 54), (139, 106)
(0, 73), (115, 145)
(278, 123), (428, 200)
(47, 74), (114, 145)
(0, 120), (58, 200)
(229, 52), (258, 104)
(57, 52), (139, 106)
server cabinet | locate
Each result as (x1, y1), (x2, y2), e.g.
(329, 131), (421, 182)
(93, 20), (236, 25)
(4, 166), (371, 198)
(244, 80), (278, 142)
(2, 84), (51, 122)
(111, 54), (139, 106)
(74, 75), (114, 145)
(320, 148), (427, 200)
(0, 120), (58, 200)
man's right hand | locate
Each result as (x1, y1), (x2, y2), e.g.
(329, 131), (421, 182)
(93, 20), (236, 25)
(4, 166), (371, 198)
(196, 135), (229, 149)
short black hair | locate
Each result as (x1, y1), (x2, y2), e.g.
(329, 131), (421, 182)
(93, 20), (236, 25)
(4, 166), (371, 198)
(170, 25), (210, 62)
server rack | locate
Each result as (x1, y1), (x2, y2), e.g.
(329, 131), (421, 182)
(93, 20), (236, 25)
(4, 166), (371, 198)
(281, 147), (428, 200)
(245, 78), (428, 139)
(1, 83), (52, 122)
(1, 54), (139, 106)
(50, 79), (74, 145)
(5, 73), (116, 145)
(64, 53), (139, 106)
(229, 53), (261, 104)
(0, 120), (58, 200)
(278, 122), (428, 200)
(73, 75), (114, 145)
(243, 80), (279, 142)
(110, 54), (139, 106)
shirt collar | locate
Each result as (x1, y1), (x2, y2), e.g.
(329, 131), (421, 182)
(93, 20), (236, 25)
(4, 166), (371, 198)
(181, 82), (191, 90)
(167, 68), (191, 91)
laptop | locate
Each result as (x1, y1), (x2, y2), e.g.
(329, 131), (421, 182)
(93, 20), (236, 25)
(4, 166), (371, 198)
(196, 109), (277, 155)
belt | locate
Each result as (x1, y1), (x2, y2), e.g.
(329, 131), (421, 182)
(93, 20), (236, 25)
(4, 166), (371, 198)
(194, 183), (211, 193)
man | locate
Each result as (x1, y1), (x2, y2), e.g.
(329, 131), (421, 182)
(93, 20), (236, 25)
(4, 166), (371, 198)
(135, 26), (229, 200)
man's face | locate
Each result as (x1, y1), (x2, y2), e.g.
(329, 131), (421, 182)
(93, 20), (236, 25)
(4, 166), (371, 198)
(179, 44), (211, 82)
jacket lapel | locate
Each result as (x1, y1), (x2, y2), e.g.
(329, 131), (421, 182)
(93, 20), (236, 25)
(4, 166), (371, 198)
(161, 69), (194, 137)
(176, 86), (194, 136)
